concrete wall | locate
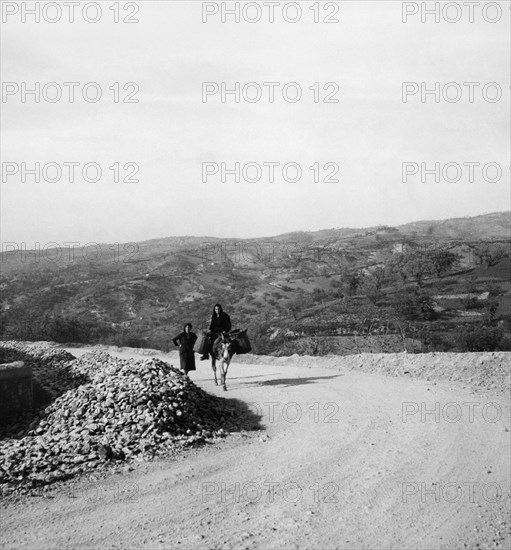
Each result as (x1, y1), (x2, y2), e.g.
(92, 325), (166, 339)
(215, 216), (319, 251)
(0, 361), (33, 427)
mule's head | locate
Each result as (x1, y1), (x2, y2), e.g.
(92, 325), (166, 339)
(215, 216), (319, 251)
(220, 340), (234, 361)
(218, 333), (235, 362)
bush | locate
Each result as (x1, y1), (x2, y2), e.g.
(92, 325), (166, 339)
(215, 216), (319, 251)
(485, 283), (504, 297)
(462, 296), (484, 310)
(421, 331), (454, 352)
(392, 289), (438, 321)
(498, 333), (511, 351)
(312, 288), (327, 303)
(42, 315), (112, 344)
(456, 326), (505, 352)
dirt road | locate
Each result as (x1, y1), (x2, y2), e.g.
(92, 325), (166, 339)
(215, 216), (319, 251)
(1, 349), (510, 549)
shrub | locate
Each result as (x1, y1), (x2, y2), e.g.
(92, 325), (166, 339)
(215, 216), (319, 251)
(498, 333), (511, 351)
(462, 296), (484, 310)
(392, 289), (438, 321)
(456, 326), (504, 352)
(485, 283), (504, 297)
(421, 331), (454, 352)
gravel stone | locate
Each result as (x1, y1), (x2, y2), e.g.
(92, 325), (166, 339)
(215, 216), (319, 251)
(0, 342), (242, 495)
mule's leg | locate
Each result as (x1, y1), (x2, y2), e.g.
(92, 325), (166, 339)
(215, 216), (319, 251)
(211, 357), (218, 385)
(220, 361), (227, 391)
(222, 359), (231, 391)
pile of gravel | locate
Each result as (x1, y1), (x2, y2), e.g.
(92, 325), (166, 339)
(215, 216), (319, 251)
(0, 341), (84, 406)
(0, 344), (243, 494)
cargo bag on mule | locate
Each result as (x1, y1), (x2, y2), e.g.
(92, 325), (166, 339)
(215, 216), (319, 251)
(193, 330), (210, 355)
(230, 329), (252, 354)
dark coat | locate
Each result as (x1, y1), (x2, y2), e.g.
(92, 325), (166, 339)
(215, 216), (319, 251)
(172, 331), (197, 372)
(209, 311), (232, 335)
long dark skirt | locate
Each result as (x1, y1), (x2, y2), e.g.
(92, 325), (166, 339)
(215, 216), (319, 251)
(180, 350), (196, 373)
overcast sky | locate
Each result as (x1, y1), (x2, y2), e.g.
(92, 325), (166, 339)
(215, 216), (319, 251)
(1, 0), (509, 245)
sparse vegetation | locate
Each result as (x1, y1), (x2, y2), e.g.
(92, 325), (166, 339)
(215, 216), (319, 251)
(1, 213), (509, 355)
(456, 325), (508, 352)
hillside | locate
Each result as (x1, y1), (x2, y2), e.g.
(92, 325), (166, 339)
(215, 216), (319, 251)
(1, 212), (510, 354)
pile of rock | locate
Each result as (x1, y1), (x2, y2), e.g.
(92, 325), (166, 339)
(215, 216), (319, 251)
(0, 341), (84, 404)
(0, 344), (239, 494)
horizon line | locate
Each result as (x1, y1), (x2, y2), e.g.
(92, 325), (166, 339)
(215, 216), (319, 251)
(1, 210), (509, 249)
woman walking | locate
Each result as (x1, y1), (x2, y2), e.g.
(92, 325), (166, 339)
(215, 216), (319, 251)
(172, 323), (198, 375)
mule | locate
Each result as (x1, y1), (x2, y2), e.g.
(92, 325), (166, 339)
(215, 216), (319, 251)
(211, 333), (236, 391)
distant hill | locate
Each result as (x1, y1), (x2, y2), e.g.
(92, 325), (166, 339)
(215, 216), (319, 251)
(1, 212), (510, 354)
(397, 212), (511, 240)
(269, 212), (510, 242)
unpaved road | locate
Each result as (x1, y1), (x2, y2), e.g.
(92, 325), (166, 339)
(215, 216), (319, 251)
(1, 348), (510, 550)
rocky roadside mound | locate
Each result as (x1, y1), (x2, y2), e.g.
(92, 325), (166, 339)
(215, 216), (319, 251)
(0, 342), (254, 496)
(65, 343), (510, 396)
(0, 342), (85, 408)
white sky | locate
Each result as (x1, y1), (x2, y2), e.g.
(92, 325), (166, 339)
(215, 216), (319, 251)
(1, 0), (510, 245)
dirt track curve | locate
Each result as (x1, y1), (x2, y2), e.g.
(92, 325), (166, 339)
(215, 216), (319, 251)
(1, 347), (510, 550)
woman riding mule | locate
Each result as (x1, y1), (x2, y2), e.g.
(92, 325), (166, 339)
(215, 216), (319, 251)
(200, 304), (231, 360)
